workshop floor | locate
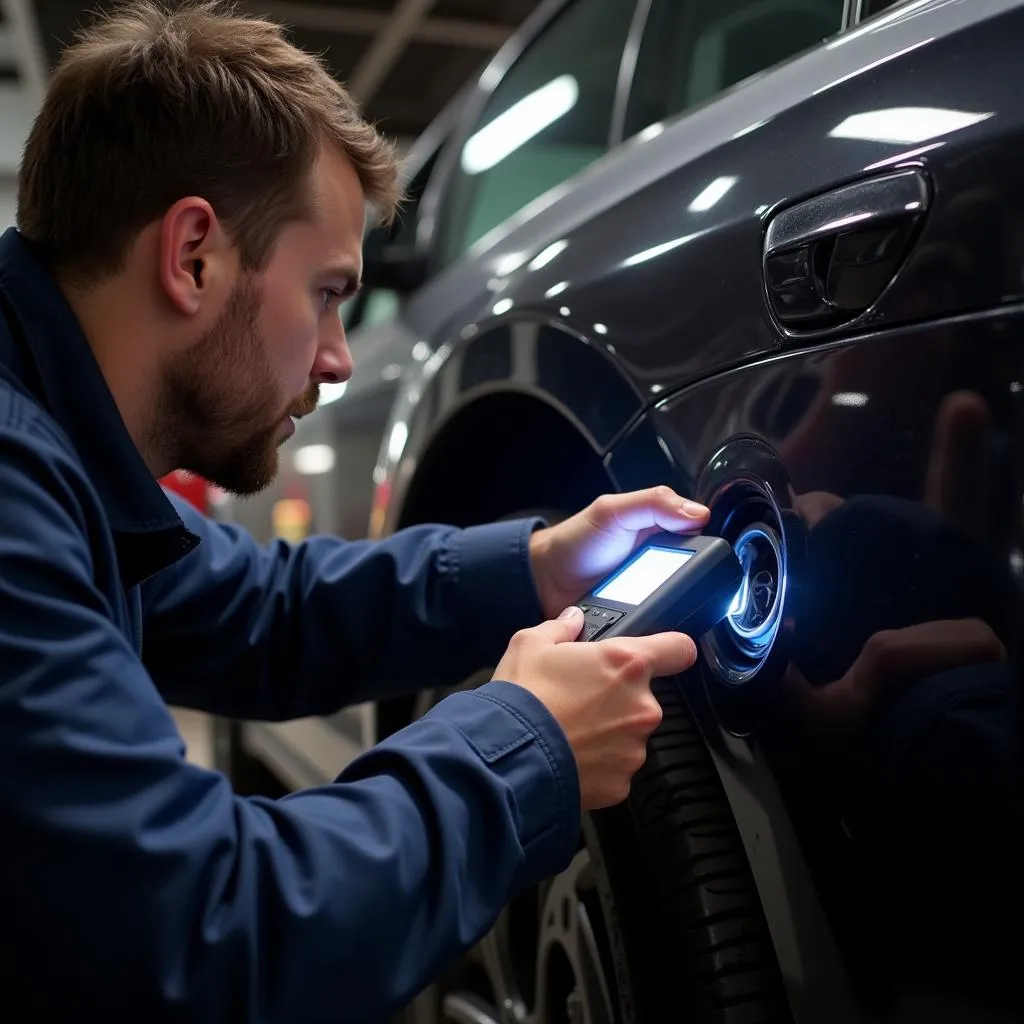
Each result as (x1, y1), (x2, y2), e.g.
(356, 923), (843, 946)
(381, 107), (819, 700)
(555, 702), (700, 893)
(171, 707), (215, 770)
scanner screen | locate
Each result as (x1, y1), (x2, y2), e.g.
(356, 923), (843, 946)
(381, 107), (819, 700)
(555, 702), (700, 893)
(593, 545), (694, 606)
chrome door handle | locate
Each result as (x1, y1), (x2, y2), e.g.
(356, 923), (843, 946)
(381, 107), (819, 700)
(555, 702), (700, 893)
(764, 169), (930, 331)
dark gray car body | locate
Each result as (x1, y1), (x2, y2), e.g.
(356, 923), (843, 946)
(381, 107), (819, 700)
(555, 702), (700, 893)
(222, 1), (1021, 1019)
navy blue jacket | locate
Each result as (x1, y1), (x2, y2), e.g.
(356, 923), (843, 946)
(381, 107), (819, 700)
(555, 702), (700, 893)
(0, 228), (580, 1021)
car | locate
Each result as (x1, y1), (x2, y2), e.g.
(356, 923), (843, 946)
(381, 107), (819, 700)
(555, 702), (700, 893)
(217, 0), (1022, 1020)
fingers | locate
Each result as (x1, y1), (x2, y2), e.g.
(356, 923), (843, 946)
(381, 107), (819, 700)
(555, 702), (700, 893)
(602, 631), (698, 680)
(586, 486), (709, 535)
(514, 607), (584, 647)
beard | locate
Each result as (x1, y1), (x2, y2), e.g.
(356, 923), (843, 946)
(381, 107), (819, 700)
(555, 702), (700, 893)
(156, 274), (319, 496)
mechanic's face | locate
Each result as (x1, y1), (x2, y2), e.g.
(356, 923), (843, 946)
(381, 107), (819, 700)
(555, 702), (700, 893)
(168, 147), (365, 495)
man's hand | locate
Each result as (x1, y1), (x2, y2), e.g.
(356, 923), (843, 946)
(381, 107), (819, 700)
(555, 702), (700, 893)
(492, 607), (698, 809)
(528, 487), (710, 619)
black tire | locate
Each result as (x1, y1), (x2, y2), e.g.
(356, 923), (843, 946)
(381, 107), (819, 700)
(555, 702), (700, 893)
(587, 676), (791, 1023)
(400, 678), (790, 1024)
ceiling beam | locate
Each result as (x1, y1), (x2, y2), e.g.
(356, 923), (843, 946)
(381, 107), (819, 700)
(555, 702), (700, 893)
(1, 0), (48, 102)
(350, 0), (438, 104)
(239, 2), (510, 49)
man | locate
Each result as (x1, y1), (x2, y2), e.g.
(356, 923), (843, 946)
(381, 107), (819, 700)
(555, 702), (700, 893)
(0, 2), (709, 1020)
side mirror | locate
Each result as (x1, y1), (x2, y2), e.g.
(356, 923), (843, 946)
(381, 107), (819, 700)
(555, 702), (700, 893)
(361, 242), (429, 295)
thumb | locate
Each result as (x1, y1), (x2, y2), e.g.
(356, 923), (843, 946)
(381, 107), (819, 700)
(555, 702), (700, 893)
(528, 606), (585, 645)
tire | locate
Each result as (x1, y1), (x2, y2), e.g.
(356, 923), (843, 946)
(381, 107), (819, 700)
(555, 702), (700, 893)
(588, 677), (791, 1023)
(399, 678), (790, 1024)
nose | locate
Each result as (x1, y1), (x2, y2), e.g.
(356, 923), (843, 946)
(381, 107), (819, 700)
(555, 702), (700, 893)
(311, 323), (354, 386)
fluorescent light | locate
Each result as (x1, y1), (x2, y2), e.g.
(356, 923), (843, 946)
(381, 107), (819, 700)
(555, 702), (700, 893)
(318, 381), (349, 406)
(689, 176), (737, 212)
(544, 281), (569, 298)
(528, 239), (569, 271)
(293, 444), (335, 475)
(492, 298), (513, 315)
(461, 74), (579, 175)
(829, 107), (992, 145)
(831, 391), (868, 407)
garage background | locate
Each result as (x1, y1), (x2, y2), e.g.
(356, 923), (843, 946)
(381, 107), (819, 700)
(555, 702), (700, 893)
(0, 0), (547, 229)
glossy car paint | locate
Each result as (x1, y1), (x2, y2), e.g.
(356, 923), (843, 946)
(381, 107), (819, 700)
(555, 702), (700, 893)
(221, 0), (1021, 1019)
(607, 310), (1021, 1022)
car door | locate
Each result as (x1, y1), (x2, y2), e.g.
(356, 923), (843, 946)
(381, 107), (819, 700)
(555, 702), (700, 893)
(599, 1), (1023, 1021)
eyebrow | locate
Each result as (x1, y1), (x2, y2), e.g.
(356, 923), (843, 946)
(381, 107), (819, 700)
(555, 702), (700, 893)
(325, 266), (363, 296)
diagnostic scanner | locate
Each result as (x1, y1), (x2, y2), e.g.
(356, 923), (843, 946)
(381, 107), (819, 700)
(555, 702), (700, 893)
(576, 533), (744, 642)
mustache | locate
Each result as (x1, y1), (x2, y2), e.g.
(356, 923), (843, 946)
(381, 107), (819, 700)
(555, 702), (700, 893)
(287, 382), (320, 420)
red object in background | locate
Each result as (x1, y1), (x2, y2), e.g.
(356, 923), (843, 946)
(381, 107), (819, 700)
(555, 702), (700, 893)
(160, 470), (210, 514)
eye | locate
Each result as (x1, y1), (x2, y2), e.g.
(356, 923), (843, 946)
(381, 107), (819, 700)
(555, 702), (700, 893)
(321, 288), (345, 311)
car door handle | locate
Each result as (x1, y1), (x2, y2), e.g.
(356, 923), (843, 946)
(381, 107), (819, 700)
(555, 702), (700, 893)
(764, 168), (930, 332)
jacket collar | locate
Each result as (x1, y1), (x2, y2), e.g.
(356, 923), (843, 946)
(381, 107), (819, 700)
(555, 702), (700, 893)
(0, 228), (199, 585)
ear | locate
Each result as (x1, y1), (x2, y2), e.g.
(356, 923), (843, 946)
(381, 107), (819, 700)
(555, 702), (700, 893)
(158, 198), (234, 316)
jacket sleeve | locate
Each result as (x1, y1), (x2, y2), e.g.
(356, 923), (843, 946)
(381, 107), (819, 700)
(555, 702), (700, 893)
(142, 491), (547, 719)
(0, 431), (581, 1022)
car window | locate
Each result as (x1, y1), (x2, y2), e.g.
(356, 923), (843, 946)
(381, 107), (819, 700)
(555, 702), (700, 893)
(435, 0), (638, 268)
(858, 0), (909, 20)
(623, 0), (845, 139)
(343, 140), (447, 332)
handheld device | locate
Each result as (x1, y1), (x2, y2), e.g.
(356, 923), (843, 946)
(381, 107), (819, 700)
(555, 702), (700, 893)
(576, 533), (744, 642)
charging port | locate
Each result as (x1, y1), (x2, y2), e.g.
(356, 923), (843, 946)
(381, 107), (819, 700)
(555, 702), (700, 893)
(700, 490), (788, 686)
(726, 523), (784, 656)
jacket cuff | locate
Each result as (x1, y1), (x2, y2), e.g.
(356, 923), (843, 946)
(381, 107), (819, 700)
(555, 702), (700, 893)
(427, 679), (581, 885)
(449, 518), (546, 668)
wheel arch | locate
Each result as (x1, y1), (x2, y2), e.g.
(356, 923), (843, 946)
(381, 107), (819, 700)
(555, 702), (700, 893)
(374, 388), (616, 743)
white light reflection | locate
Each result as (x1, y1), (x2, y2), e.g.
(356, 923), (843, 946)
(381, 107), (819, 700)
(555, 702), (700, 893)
(831, 391), (868, 407)
(545, 281), (569, 298)
(813, 39), (933, 96)
(528, 239), (569, 271)
(829, 107), (993, 145)
(732, 119), (769, 140)
(386, 422), (408, 464)
(621, 230), (707, 269)
(462, 75), (579, 174)
(492, 298), (513, 316)
(689, 176), (737, 212)
(293, 444), (336, 475)
(864, 141), (945, 171)
(493, 251), (530, 276)
(593, 323), (608, 336)
(636, 121), (665, 143)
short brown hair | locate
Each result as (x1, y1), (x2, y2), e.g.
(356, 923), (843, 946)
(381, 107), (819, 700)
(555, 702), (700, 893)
(17, 0), (400, 283)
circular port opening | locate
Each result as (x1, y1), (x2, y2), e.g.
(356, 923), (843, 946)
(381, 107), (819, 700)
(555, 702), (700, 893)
(701, 513), (787, 686)
(725, 523), (784, 657)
